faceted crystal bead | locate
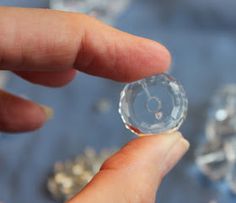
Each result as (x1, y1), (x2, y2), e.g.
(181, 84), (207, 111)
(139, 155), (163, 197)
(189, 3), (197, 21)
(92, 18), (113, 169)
(224, 137), (236, 194)
(49, 0), (131, 24)
(47, 148), (115, 202)
(206, 85), (236, 142)
(211, 85), (236, 111)
(205, 118), (236, 143)
(119, 73), (188, 135)
(195, 84), (236, 191)
(224, 137), (236, 163)
(195, 141), (230, 181)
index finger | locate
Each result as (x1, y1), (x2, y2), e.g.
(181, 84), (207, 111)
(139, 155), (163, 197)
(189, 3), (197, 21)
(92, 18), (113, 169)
(0, 7), (171, 82)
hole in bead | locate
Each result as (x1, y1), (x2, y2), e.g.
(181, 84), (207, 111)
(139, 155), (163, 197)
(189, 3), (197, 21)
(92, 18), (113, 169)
(146, 97), (161, 113)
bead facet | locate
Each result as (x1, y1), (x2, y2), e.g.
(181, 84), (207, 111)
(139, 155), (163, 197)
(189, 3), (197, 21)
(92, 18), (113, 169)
(119, 73), (188, 135)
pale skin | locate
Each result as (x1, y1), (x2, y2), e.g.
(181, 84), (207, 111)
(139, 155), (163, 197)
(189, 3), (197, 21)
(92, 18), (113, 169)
(0, 7), (190, 203)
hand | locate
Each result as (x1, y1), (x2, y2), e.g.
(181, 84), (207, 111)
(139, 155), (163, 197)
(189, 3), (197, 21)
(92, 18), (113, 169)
(0, 7), (189, 203)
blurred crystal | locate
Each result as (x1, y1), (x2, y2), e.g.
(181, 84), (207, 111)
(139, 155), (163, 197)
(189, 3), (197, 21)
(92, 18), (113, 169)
(206, 85), (236, 142)
(94, 98), (112, 113)
(224, 137), (236, 163)
(119, 73), (188, 135)
(49, 0), (132, 24)
(205, 118), (236, 143)
(225, 147), (236, 194)
(196, 84), (236, 192)
(226, 162), (236, 194)
(195, 141), (230, 181)
(47, 147), (115, 202)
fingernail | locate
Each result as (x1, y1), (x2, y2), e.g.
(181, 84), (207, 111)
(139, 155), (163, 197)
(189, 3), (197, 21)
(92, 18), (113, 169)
(160, 131), (190, 176)
(40, 105), (54, 120)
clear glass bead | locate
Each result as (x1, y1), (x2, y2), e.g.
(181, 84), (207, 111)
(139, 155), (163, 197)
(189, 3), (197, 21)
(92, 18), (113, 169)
(49, 0), (131, 24)
(206, 85), (236, 142)
(224, 137), (236, 163)
(226, 162), (236, 194)
(119, 73), (188, 135)
(195, 141), (230, 181)
(195, 84), (236, 191)
(47, 148), (115, 202)
(224, 137), (236, 193)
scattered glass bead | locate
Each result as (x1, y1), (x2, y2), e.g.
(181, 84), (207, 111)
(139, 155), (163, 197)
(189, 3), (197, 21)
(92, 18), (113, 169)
(224, 142), (236, 193)
(119, 73), (188, 135)
(226, 162), (236, 194)
(205, 118), (236, 143)
(47, 148), (116, 202)
(196, 84), (236, 194)
(206, 84), (236, 142)
(49, 0), (131, 24)
(195, 141), (230, 181)
(224, 137), (236, 163)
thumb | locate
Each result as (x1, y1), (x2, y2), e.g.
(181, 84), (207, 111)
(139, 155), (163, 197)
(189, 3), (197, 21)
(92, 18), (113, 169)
(68, 132), (189, 203)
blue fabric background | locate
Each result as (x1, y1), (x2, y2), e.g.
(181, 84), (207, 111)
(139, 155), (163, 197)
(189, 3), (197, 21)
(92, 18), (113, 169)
(0, 0), (236, 202)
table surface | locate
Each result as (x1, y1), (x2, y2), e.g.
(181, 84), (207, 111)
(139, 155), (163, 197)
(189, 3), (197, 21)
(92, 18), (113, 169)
(1, 0), (236, 203)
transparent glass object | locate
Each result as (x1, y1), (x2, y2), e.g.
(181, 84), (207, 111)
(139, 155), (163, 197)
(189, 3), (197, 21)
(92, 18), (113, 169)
(47, 148), (115, 202)
(195, 141), (230, 181)
(49, 0), (131, 24)
(195, 84), (236, 192)
(223, 130), (236, 195)
(224, 137), (236, 163)
(119, 73), (188, 135)
(226, 162), (236, 194)
(206, 85), (236, 142)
